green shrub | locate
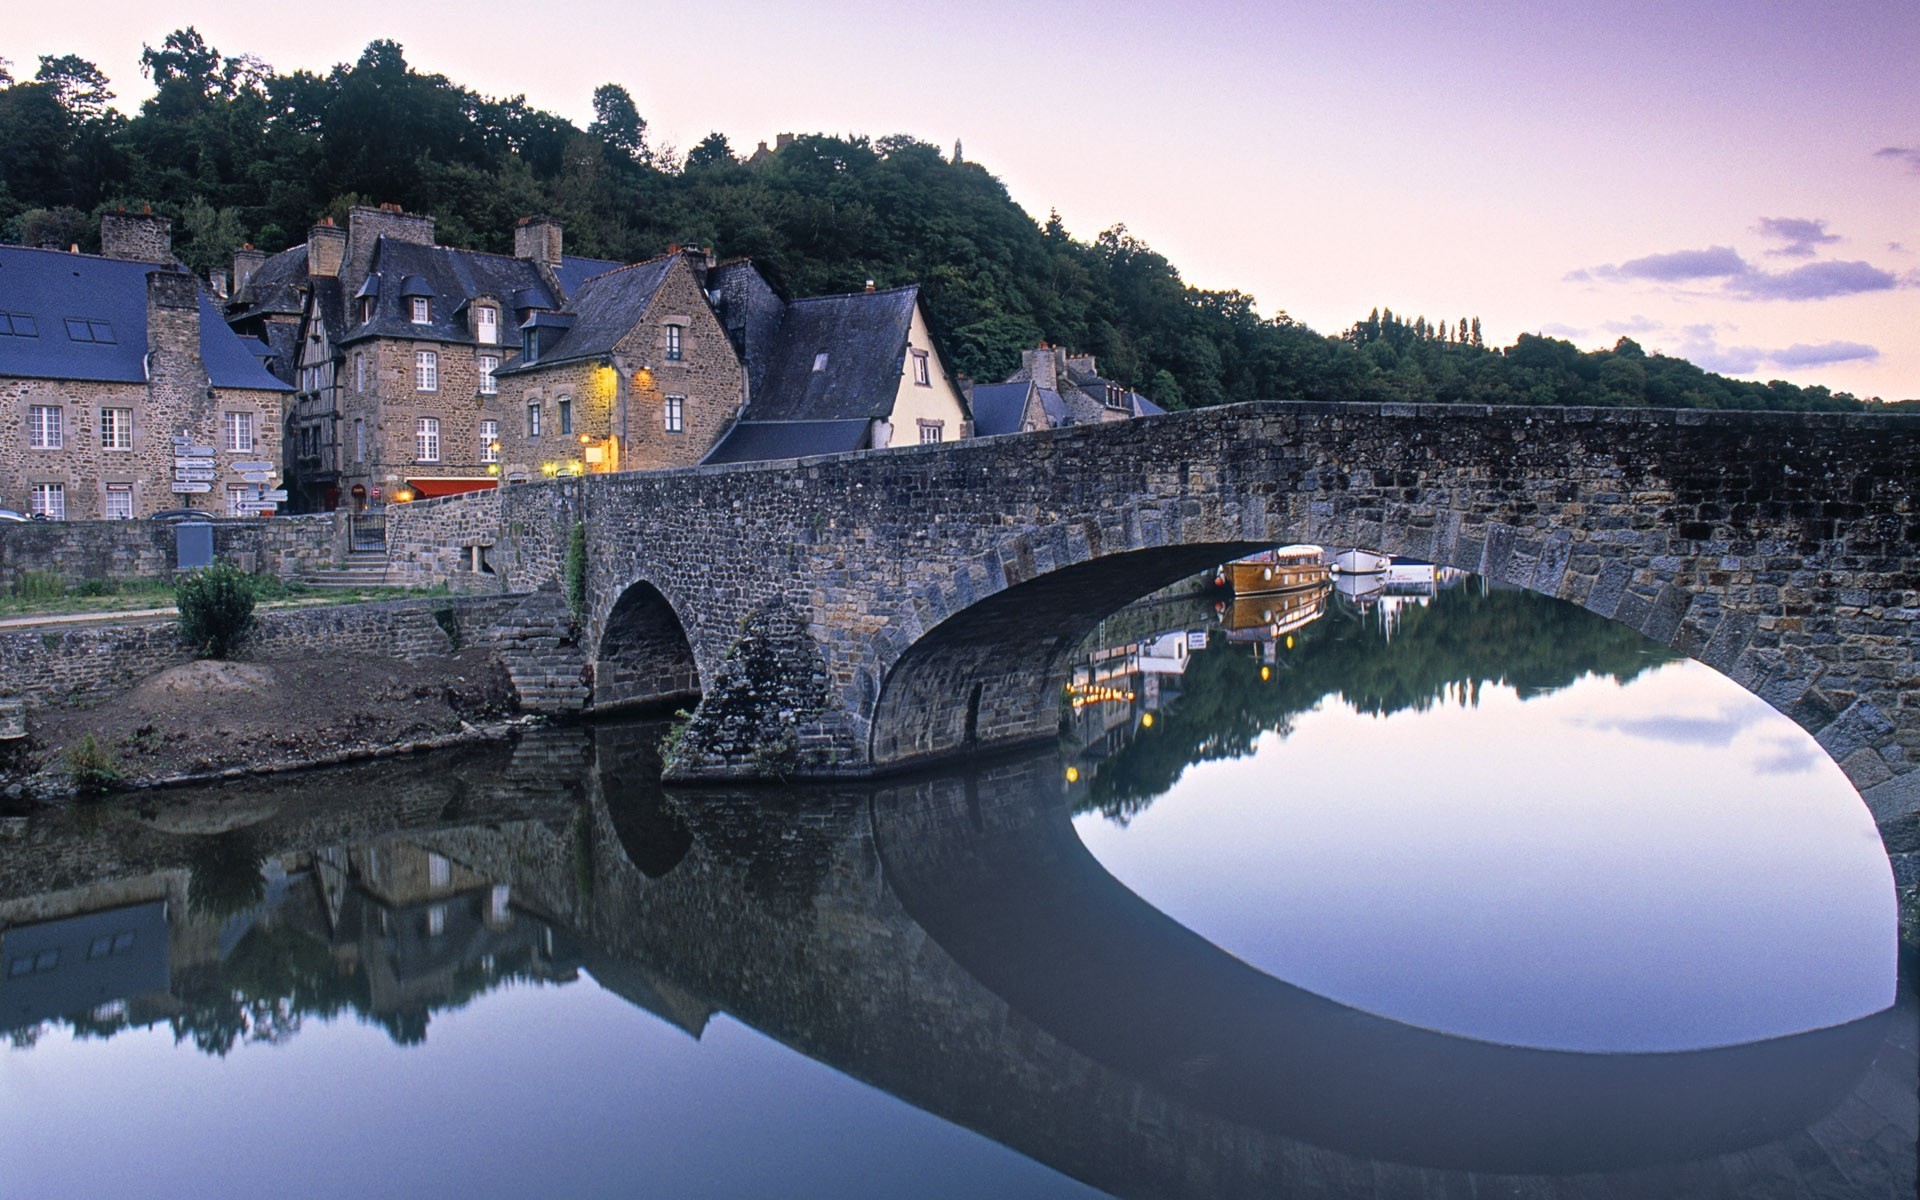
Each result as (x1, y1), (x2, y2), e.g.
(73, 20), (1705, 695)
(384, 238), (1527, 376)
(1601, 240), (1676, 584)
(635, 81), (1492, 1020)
(12, 571), (65, 601)
(72, 578), (118, 597)
(65, 734), (121, 793)
(564, 519), (587, 621)
(175, 561), (258, 659)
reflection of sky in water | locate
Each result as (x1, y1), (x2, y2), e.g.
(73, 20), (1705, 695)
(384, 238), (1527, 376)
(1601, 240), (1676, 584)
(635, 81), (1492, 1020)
(1073, 659), (1897, 1054)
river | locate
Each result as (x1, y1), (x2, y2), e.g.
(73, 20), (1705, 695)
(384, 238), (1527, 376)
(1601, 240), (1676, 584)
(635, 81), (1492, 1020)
(0, 576), (1911, 1198)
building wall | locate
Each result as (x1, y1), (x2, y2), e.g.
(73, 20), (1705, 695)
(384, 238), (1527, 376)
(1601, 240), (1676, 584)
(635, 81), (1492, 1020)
(337, 335), (497, 502)
(885, 302), (969, 445)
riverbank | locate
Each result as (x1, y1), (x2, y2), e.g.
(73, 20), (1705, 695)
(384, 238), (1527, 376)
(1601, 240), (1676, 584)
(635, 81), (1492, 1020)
(1, 648), (520, 807)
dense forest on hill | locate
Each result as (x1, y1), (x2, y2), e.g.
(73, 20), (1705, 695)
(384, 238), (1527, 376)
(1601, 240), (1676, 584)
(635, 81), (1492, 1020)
(0, 31), (1870, 410)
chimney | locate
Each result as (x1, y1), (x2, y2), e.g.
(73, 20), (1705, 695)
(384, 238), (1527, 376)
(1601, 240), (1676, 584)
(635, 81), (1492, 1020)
(208, 268), (230, 300)
(1020, 344), (1060, 393)
(101, 209), (173, 263)
(864, 280), (875, 293)
(346, 203), (436, 284)
(307, 219), (346, 278)
(775, 133), (795, 151)
(232, 244), (267, 296)
(146, 267), (210, 428)
(515, 215), (564, 268)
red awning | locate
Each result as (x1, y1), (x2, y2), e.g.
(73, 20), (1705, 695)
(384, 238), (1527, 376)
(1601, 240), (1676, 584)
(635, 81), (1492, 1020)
(406, 478), (498, 499)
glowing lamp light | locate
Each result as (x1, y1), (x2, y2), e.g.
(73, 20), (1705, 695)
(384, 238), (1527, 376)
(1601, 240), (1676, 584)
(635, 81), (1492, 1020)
(393, 489), (414, 503)
(1260, 666), (1272, 681)
(1140, 713), (1154, 729)
(1065, 766), (1080, 784)
(486, 464), (500, 476)
(1285, 635), (1294, 650)
(541, 462), (560, 477)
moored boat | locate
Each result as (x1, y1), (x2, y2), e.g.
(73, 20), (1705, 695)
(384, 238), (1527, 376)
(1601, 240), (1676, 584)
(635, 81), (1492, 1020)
(1327, 547), (1391, 575)
(1215, 545), (1330, 596)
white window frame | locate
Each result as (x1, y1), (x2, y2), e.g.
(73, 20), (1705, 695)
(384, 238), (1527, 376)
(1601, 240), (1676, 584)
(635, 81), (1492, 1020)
(527, 401), (542, 439)
(664, 324), (683, 361)
(100, 407), (132, 451)
(415, 417), (441, 463)
(557, 397), (572, 437)
(27, 405), (62, 450)
(416, 350), (438, 392)
(918, 420), (944, 445)
(355, 352), (366, 393)
(479, 419), (499, 463)
(226, 484), (251, 517)
(29, 483), (64, 519)
(664, 395), (684, 434)
(103, 484), (133, 520)
(911, 349), (930, 386)
(223, 410), (254, 452)
(353, 418), (366, 464)
(410, 297), (431, 324)
(476, 306), (498, 345)
(478, 354), (499, 395)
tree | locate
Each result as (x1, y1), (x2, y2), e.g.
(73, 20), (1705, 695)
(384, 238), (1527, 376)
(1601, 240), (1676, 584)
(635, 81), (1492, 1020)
(684, 131), (734, 171)
(34, 54), (113, 121)
(589, 83), (648, 163)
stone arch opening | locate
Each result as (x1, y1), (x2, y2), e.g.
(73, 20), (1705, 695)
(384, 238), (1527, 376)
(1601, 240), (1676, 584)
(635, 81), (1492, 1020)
(869, 541), (1275, 770)
(594, 580), (700, 712)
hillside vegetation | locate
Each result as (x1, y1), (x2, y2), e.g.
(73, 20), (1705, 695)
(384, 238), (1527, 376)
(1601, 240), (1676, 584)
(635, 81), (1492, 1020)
(0, 31), (1868, 411)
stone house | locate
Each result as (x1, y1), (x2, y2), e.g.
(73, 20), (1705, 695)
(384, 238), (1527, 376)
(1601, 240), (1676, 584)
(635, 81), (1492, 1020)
(0, 212), (291, 519)
(233, 206), (619, 511)
(996, 345), (1165, 431)
(702, 283), (972, 465)
(489, 249), (744, 480)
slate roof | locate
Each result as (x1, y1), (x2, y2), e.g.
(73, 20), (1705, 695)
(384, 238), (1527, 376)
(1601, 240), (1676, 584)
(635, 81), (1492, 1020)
(744, 285), (920, 422)
(554, 254), (625, 296)
(226, 244), (309, 322)
(0, 245), (290, 390)
(498, 255), (675, 375)
(970, 382), (1037, 437)
(1035, 387), (1071, 426)
(343, 239), (560, 346)
(701, 418), (872, 465)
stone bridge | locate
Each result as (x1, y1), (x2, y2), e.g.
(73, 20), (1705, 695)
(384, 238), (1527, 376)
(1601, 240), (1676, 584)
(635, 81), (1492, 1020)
(385, 400), (1920, 843)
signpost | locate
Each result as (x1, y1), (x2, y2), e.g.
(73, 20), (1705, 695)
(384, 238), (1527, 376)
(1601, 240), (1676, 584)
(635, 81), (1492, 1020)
(231, 461), (275, 473)
(171, 482), (212, 494)
(241, 471), (273, 484)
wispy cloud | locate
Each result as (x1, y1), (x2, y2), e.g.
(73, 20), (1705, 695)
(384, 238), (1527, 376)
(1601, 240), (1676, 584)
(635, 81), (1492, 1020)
(1602, 315), (1663, 335)
(1727, 259), (1899, 300)
(1766, 341), (1880, 368)
(1535, 322), (1587, 339)
(1604, 246), (1749, 282)
(1671, 326), (1878, 375)
(1755, 217), (1839, 258)
(1876, 145), (1920, 173)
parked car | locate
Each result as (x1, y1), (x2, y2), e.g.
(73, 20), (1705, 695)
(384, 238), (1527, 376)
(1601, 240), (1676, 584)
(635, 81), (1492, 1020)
(149, 508), (212, 522)
(0, 509), (27, 522)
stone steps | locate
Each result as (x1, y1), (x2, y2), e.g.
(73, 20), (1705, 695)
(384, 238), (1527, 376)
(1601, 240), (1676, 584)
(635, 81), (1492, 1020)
(299, 551), (390, 589)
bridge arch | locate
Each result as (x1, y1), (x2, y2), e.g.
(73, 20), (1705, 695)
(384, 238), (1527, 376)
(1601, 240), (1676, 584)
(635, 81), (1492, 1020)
(591, 579), (701, 712)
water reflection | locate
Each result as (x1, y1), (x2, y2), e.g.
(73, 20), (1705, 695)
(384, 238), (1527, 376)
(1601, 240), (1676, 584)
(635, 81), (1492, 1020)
(0, 583), (1911, 1199)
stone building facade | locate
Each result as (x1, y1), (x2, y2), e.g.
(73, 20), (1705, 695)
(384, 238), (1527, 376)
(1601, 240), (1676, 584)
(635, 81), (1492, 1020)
(0, 213), (290, 519)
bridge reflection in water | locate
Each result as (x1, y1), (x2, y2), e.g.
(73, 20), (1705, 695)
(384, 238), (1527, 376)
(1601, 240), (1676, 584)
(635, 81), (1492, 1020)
(7, 712), (1908, 1197)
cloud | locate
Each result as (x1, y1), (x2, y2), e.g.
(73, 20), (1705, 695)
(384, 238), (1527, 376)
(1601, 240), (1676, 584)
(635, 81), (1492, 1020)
(1602, 315), (1663, 335)
(1765, 341), (1880, 367)
(1755, 217), (1839, 258)
(1601, 246), (1750, 282)
(1876, 145), (1920, 172)
(1727, 260), (1899, 300)
(1577, 709), (1756, 748)
(1535, 322), (1588, 339)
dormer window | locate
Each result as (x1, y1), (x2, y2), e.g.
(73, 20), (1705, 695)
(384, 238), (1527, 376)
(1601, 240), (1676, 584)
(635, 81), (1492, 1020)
(813, 352), (829, 372)
(359, 297), (375, 324)
(911, 349), (930, 386)
(411, 297), (431, 324)
(664, 324), (683, 361)
(476, 305), (498, 345)
(1105, 383), (1126, 409)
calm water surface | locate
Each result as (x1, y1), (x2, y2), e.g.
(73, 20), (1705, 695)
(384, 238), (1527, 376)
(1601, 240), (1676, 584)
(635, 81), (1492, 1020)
(0, 578), (1910, 1198)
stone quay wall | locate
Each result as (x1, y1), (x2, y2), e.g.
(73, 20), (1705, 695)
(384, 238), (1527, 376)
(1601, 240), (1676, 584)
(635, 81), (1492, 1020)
(0, 513), (349, 590)
(0, 593), (520, 709)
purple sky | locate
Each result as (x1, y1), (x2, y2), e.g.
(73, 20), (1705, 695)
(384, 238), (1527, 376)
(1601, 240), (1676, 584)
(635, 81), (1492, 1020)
(9, 0), (1916, 398)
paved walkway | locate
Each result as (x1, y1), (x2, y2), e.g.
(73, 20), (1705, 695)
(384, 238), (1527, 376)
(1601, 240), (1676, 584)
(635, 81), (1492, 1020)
(0, 606), (179, 633)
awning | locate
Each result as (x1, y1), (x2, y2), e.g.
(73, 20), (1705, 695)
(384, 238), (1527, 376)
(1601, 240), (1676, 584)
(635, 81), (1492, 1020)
(405, 477), (498, 499)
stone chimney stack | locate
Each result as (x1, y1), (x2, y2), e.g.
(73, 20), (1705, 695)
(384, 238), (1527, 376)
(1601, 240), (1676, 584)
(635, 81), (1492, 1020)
(101, 209), (173, 263)
(1020, 345), (1061, 393)
(208, 268), (229, 300)
(515, 215), (564, 268)
(146, 268), (210, 431)
(346, 203), (436, 284)
(307, 219), (347, 278)
(232, 244), (267, 297)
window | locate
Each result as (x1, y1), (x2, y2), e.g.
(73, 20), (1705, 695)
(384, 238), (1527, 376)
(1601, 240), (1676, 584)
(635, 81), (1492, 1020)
(557, 398), (572, 436)
(664, 324), (683, 361)
(0, 312), (39, 337)
(353, 418), (366, 464)
(103, 484), (133, 520)
(476, 306), (498, 345)
(223, 411), (254, 452)
(480, 419), (499, 463)
(429, 854), (451, 888)
(30, 483), (64, 520)
(359, 297), (375, 324)
(28, 405), (62, 449)
(911, 349), (930, 386)
(410, 297), (431, 324)
(355, 352), (366, 393)
(416, 350), (438, 392)
(427, 904), (447, 938)
(63, 318), (114, 343)
(415, 417), (441, 462)
(664, 395), (684, 433)
(812, 352), (829, 372)
(226, 484), (250, 517)
(478, 354), (499, 395)
(1105, 383), (1127, 409)
(918, 420), (944, 445)
(527, 401), (541, 439)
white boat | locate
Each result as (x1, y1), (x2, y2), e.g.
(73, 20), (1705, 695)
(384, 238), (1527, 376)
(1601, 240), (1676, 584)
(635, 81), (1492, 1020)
(1326, 547), (1390, 575)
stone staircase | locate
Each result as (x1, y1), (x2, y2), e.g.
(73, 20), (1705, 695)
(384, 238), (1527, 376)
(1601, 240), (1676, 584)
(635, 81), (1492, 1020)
(299, 549), (391, 590)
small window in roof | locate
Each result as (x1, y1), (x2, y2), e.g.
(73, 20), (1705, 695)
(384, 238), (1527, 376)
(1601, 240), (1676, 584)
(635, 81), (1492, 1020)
(63, 318), (115, 344)
(0, 312), (38, 337)
(812, 352), (828, 372)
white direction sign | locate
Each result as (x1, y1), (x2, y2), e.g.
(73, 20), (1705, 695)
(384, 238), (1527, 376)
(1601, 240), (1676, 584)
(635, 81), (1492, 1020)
(231, 461), (275, 473)
(235, 502), (276, 513)
(262, 489), (289, 502)
(181, 446), (217, 458)
(241, 471), (273, 484)
(171, 482), (213, 494)
(174, 469), (218, 482)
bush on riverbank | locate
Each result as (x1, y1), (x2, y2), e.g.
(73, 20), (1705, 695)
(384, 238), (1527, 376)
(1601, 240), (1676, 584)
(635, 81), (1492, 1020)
(175, 562), (257, 659)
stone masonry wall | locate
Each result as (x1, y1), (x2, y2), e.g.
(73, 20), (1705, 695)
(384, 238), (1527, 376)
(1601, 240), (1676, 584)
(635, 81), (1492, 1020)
(0, 513), (347, 590)
(0, 593), (521, 709)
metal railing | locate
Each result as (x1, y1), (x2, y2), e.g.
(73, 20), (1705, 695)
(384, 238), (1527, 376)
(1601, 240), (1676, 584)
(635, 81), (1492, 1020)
(348, 513), (386, 552)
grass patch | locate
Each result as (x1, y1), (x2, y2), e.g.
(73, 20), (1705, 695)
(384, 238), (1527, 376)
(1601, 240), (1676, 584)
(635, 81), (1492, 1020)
(65, 734), (122, 794)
